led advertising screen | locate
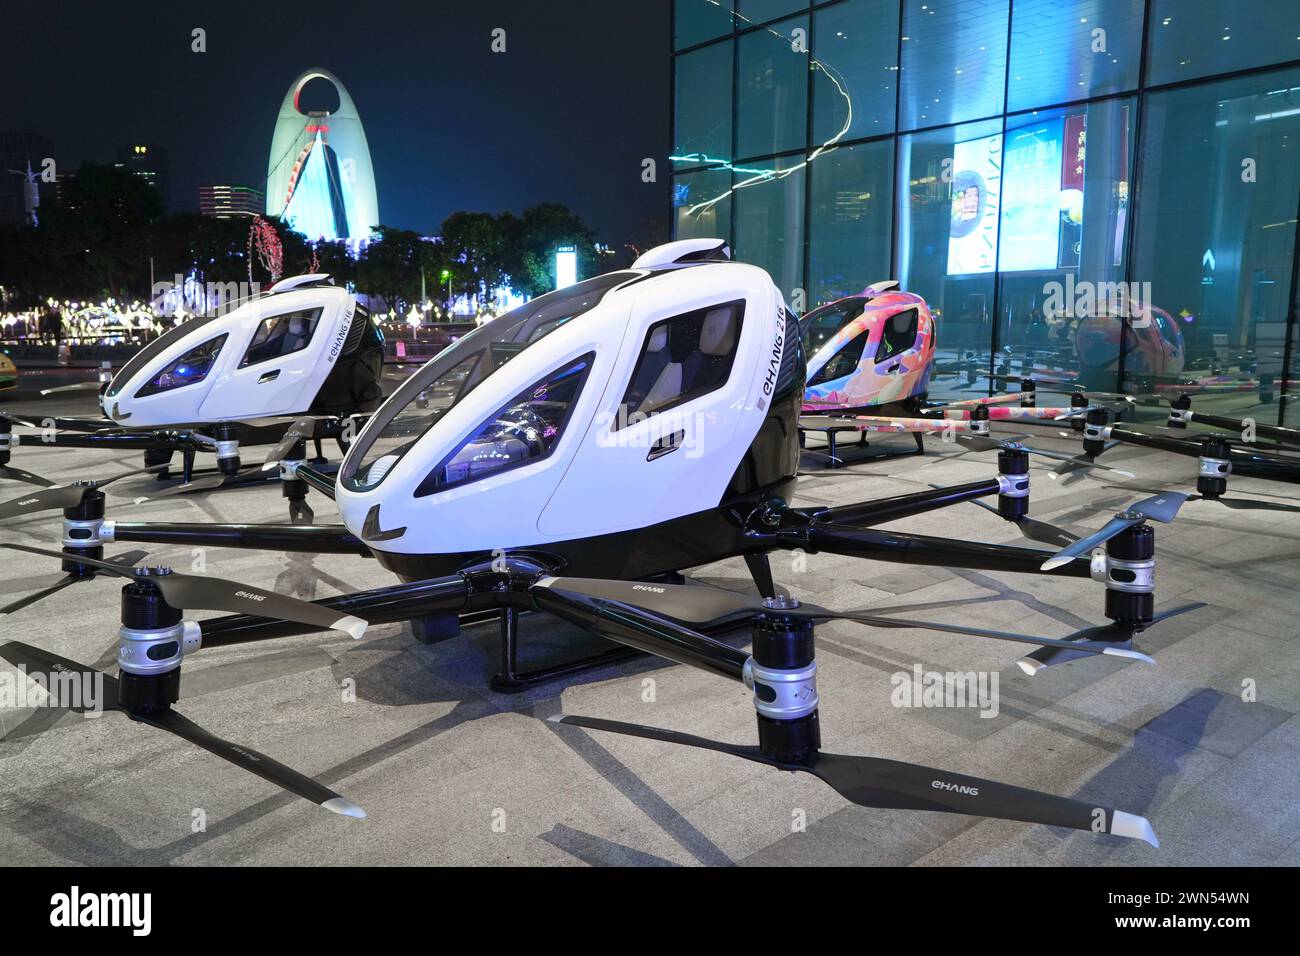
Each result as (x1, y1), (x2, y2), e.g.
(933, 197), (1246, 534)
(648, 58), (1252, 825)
(998, 118), (1066, 272)
(946, 133), (1002, 275)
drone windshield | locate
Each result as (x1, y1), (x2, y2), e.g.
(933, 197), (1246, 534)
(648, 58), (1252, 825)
(809, 326), (869, 385)
(106, 313), (223, 398)
(800, 297), (867, 359)
(135, 334), (229, 397)
(415, 353), (594, 496)
(344, 272), (640, 491)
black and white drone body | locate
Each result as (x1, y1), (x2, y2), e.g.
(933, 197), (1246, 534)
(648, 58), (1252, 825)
(0, 273), (386, 497)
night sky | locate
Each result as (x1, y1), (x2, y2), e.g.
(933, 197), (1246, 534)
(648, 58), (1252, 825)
(0, 0), (671, 249)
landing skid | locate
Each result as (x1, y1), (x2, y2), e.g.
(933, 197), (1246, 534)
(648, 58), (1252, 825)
(800, 424), (925, 468)
(490, 607), (645, 692)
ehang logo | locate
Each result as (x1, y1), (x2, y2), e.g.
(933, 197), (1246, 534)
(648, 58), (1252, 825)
(50, 886), (151, 937)
(932, 779), (979, 797)
(235, 590), (267, 602)
(329, 307), (354, 361)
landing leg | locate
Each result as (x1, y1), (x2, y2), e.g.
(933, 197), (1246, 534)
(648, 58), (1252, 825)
(489, 606), (643, 694)
(744, 552), (776, 599)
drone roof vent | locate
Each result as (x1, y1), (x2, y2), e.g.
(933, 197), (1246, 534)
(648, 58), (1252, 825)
(632, 239), (732, 270)
(863, 280), (900, 297)
(268, 274), (334, 295)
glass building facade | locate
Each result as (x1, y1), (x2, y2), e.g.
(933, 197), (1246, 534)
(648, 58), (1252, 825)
(672, 0), (1300, 419)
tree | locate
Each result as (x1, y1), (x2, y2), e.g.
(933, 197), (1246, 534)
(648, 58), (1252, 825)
(510, 203), (599, 298)
(440, 211), (510, 295)
(355, 225), (436, 312)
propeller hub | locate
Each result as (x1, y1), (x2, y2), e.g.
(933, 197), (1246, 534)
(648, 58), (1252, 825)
(762, 595), (801, 611)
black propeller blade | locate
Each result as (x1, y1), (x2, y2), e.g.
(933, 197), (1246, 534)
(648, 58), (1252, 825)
(0, 640), (363, 816)
(0, 464), (56, 488)
(555, 714), (1157, 845)
(1097, 483), (1300, 516)
(0, 543), (366, 639)
(1016, 602), (1205, 674)
(0, 463), (170, 521)
(128, 463), (275, 501)
(962, 496), (1080, 548)
(537, 577), (1153, 664)
(262, 416), (322, 470)
(0, 549), (149, 615)
(1040, 492), (1188, 570)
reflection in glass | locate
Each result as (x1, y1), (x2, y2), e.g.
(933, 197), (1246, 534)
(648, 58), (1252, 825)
(1129, 69), (1300, 426)
(673, 169), (733, 242)
(896, 118), (1002, 400)
(1007, 0), (1143, 113)
(674, 42), (734, 169)
(812, 0), (899, 144)
(1147, 1), (1300, 86)
(996, 99), (1136, 395)
(899, 0), (1009, 131)
(808, 140), (894, 306)
(737, 0), (806, 28)
(675, 0), (735, 50)
(737, 14), (809, 159)
(734, 155), (806, 299)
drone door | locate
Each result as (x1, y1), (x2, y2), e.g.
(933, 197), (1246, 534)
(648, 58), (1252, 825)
(538, 299), (752, 539)
(202, 295), (343, 420)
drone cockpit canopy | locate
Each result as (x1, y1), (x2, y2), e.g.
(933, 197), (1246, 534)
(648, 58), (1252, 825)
(800, 284), (937, 411)
(100, 276), (384, 426)
(335, 243), (804, 559)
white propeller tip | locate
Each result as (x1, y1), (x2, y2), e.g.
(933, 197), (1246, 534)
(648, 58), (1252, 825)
(1016, 658), (1044, 676)
(334, 616), (368, 640)
(322, 797), (366, 818)
(1110, 809), (1159, 847)
(1103, 647), (1156, 665)
(1040, 556), (1071, 571)
(260, 462), (279, 473)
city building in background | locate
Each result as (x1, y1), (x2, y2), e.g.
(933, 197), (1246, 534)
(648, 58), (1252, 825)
(114, 143), (170, 209)
(0, 131), (55, 225)
(266, 68), (380, 244)
(198, 183), (266, 218)
(671, 0), (1300, 420)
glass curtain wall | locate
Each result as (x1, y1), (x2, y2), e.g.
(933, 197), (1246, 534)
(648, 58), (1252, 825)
(672, 0), (1300, 421)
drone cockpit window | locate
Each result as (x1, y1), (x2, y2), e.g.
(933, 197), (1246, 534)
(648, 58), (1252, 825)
(616, 300), (745, 427)
(239, 307), (325, 368)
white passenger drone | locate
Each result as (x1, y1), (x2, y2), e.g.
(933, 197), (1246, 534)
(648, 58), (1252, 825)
(97, 274), (385, 427)
(0, 274), (386, 495)
(332, 237), (797, 577)
(2, 240), (1195, 845)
